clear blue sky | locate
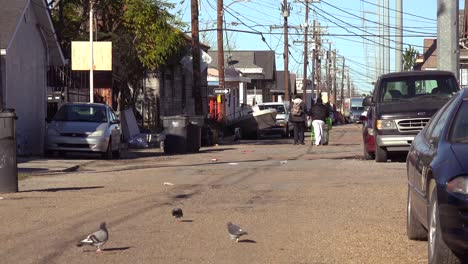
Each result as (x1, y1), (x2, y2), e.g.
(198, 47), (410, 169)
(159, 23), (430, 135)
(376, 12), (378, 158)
(169, 0), (464, 93)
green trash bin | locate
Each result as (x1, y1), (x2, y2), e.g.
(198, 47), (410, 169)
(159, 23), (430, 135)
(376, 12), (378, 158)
(161, 115), (204, 154)
(0, 109), (18, 193)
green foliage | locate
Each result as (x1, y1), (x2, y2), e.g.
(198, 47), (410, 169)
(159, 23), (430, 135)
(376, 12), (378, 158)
(123, 0), (185, 69)
(49, 0), (187, 106)
(403, 45), (420, 71)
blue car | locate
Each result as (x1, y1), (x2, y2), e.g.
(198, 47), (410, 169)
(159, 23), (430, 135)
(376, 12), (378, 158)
(407, 88), (468, 263)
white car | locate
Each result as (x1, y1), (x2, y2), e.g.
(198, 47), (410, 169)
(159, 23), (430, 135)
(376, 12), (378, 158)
(256, 102), (294, 137)
(45, 103), (122, 159)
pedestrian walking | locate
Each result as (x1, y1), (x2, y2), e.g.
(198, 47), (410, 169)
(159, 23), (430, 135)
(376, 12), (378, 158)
(310, 98), (329, 146)
(290, 95), (307, 145)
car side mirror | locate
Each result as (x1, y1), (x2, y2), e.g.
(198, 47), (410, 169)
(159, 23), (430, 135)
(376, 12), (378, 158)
(359, 115), (368, 122)
(363, 96), (373, 107)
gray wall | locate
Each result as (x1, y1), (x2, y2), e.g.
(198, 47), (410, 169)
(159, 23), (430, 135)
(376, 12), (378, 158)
(0, 55), (4, 109)
(5, 4), (46, 155)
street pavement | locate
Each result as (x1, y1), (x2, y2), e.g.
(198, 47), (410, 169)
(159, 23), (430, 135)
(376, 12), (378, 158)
(2, 124), (427, 264)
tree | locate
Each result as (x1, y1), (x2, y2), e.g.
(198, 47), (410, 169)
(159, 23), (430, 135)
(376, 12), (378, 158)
(403, 45), (420, 71)
(49, 0), (186, 107)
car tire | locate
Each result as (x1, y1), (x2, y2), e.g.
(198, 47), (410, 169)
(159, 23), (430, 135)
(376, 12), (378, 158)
(428, 183), (462, 264)
(375, 143), (388, 162)
(112, 144), (121, 159)
(102, 137), (113, 160)
(407, 186), (427, 240)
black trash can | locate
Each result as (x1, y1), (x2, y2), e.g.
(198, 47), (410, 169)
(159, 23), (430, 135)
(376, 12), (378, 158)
(161, 116), (204, 154)
(0, 109), (18, 193)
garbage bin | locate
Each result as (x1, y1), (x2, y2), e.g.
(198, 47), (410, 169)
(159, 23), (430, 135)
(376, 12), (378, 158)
(0, 109), (18, 193)
(161, 116), (204, 154)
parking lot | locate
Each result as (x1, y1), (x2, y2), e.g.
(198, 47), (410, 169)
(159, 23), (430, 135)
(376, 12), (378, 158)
(3, 124), (428, 264)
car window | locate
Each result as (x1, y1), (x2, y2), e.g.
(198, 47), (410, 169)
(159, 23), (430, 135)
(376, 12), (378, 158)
(423, 96), (456, 140)
(53, 105), (108, 123)
(428, 97), (459, 141)
(450, 101), (468, 143)
(257, 104), (286, 114)
(380, 76), (458, 103)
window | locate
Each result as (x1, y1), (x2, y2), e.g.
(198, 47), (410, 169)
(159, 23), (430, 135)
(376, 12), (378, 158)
(450, 101), (468, 143)
(428, 97), (459, 141)
(53, 105), (108, 123)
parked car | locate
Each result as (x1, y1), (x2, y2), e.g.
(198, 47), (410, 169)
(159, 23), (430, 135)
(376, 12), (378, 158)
(360, 107), (375, 160)
(45, 103), (122, 159)
(256, 102), (293, 137)
(364, 70), (459, 162)
(406, 88), (468, 263)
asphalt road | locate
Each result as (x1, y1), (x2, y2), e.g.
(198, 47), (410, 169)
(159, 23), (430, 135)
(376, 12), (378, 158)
(0, 125), (427, 264)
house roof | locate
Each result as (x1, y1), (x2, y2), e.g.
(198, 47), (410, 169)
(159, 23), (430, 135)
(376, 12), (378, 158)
(208, 50), (276, 80)
(0, 0), (65, 65)
(0, 0), (27, 49)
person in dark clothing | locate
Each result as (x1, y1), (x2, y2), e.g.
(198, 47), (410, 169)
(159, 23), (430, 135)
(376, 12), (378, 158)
(310, 98), (330, 146)
(289, 95), (308, 145)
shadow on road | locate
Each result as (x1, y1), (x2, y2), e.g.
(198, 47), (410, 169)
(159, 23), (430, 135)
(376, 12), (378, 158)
(21, 186), (104, 193)
(238, 239), (257, 243)
(103, 247), (131, 252)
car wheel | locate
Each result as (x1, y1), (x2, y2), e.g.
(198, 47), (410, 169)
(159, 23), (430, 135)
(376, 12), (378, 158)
(102, 137), (113, 160)
(407, 186), (427, 240)
(428, 183), (462, 264)
(363, 147), (375, 160)
(375, 143), (388, 162)
(44, 149), (54, 158)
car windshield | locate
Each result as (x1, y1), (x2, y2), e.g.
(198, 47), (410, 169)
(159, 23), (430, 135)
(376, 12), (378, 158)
(258, 104), (286, 114)
(450, 101), (468, 143)
(380, 76), (458, 103)
(351, 107), (365, 111)
(53, 105), (108, 123)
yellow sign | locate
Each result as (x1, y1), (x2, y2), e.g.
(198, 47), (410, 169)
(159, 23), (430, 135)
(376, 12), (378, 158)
(71, 41), (112, 71)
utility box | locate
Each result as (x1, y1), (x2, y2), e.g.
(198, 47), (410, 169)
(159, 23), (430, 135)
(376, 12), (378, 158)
(0, 109), (18, 193)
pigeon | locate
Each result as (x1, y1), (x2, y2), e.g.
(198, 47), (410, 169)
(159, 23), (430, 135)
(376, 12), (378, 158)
(76, 222), (109, 252)
(172, 208), (183, 221)
(227, 222), (248, 242)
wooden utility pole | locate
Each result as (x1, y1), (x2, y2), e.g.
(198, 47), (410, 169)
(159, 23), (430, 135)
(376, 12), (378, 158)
(282, 0), (290, 101)
(89, 0), (94, 103)
(191, 0), (202, 115)
(340, 58), (345, 112)
(347, 70), (351, 98)
(311, 20), (316, 103)
(217, 0), (225, 120)
(316, 23), (322, 96)
(302, 0), (309, 100)
(332, 50), (337, 105)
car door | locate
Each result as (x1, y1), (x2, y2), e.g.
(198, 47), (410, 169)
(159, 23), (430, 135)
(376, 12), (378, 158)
(411, 97), (458, 221)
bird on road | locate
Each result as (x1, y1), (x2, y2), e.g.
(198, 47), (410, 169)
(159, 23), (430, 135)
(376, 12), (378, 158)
(227, 222), (248, 242)
(172, 208), (184, 221)
(76, 222), (109, 252)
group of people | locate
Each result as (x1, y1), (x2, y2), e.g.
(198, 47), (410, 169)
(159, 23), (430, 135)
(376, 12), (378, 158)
(289, 95), (331, 146)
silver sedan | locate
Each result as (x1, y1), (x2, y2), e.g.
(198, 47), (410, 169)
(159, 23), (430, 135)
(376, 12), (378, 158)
(45, 103), (122, 159)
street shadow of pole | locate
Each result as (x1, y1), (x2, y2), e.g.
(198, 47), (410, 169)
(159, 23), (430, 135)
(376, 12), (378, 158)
(21, 186), (104, 193)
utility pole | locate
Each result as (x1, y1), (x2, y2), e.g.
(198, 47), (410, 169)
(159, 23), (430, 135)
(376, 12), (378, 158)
(282, 0), (291, 101)
(340, 58), (345, 113)
(217, 0), (225, 119)
(311, 20), (316, 102)
(302, 0), (309, 101)
(332, 50), (337, 105)
(316, 23), (322, 96)
(191, 0), (202, 115)
(89, 0), (94, 103)
(395, 0), (403, 72)
(347, 70), (351, 98)
(376, 0), (382, 76)
(438, 0), (460, 79)
(325, 49), (330, 101)
(385, 0), (390, 73)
